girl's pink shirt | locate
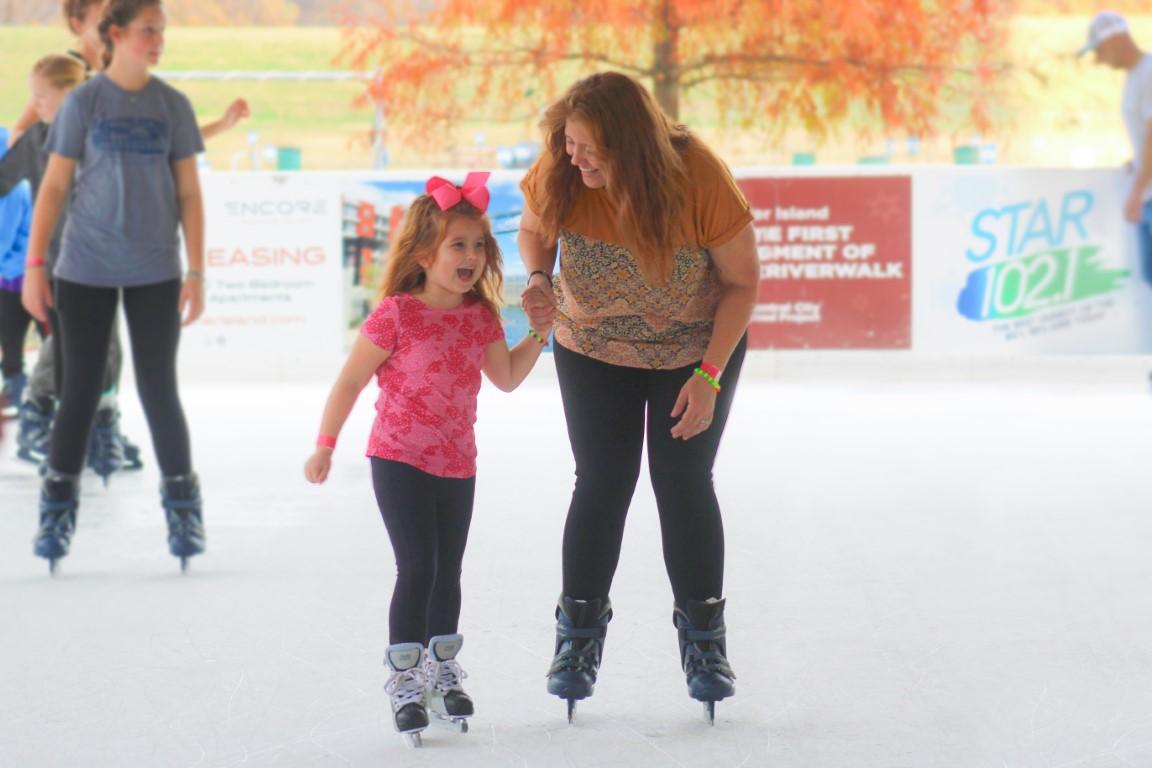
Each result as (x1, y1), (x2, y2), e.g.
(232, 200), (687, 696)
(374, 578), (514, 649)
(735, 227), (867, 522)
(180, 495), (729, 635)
(361, 293), (505, 478)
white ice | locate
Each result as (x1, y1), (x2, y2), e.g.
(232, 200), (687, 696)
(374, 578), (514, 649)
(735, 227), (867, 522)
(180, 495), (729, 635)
(2, 354), (1152, 767)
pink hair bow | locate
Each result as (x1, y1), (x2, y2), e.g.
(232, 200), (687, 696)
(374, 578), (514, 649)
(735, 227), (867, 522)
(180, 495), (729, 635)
(426, 171), (491, 213)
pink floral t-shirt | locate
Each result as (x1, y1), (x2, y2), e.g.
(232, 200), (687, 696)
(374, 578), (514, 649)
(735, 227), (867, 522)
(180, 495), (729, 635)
(361, 293), (505, 478)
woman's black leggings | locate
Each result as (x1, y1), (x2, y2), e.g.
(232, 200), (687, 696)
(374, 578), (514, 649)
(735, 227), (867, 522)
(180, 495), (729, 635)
(554, 336), (747, 608)
(370, 458), (475, 645)
(0, 288), (43, 379)
(48, 278), (191, 477)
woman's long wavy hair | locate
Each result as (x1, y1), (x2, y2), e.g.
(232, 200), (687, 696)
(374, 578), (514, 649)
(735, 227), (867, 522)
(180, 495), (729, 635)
(536, 71), (691, 285)
(99, 0), (161, 69)
(378, 195), (504, 321)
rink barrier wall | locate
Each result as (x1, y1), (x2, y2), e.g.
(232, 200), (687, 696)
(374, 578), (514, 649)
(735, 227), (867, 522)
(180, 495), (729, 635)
(179, 167), (1151, 382)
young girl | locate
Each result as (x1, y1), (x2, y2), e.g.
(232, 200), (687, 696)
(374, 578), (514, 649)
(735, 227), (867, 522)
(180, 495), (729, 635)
(22, 0), (207, 574)
(304, 173), (552, 746)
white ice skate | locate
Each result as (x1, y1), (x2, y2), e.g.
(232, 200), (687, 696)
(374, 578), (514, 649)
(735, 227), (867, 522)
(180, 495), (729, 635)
(384, 643), (429, 747)
(425, 633), (473, 733)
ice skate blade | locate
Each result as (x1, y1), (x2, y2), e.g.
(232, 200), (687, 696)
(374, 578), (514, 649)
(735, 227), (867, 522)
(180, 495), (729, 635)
(400, 730), (423, 748)
(703, 700), (715, 725)
(566, 698), (577, 723)
(431, 711), (469, 733)
(180, 556), (189, 574)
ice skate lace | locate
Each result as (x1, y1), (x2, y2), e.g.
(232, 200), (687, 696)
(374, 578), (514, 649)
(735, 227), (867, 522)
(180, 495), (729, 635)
(385, 667), (426, 708)
(427, 658), (467, 693)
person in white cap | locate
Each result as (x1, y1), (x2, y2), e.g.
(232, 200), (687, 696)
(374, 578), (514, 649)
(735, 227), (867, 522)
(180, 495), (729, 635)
(1080, 11), (1152, 280)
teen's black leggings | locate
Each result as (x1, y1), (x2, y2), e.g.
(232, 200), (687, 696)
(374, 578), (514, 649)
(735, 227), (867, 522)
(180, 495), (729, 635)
(370, 458), (475, 645)
(554, 336), (747, 608)
(48, 278), (192, 476)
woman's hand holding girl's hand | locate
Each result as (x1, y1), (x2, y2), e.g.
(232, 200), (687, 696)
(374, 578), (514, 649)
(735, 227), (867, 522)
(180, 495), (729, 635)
(304, 448), (332, 484)
(520, 280), (557, 330)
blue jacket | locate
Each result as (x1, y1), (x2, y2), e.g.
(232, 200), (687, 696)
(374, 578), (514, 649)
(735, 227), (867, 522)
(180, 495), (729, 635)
(0, 179), (32, 283)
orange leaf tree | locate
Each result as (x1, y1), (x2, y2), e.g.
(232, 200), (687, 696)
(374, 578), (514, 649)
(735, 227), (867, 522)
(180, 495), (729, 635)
(339, 0), (1007, 146)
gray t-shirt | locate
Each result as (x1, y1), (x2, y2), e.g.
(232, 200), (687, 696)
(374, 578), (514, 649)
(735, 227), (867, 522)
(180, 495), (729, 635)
(47, 73), (204, 287)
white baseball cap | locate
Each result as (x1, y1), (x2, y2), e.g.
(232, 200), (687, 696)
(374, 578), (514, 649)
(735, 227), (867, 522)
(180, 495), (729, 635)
(1077, 11), (1129, 56)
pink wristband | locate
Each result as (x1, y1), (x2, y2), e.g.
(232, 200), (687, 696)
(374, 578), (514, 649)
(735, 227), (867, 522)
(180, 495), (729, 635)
(316, 435), (336, 449)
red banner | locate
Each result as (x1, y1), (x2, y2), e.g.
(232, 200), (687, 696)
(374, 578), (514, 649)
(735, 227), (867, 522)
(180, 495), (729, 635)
(737, 176), (912, 349)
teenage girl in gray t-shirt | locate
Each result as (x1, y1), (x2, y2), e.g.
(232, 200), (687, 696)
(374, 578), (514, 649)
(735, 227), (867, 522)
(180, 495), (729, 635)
(22, 0), (208, 574)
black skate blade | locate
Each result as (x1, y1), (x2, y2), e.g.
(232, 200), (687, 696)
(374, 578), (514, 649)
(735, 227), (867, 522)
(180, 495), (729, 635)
(703, 700), (715, 725)
(566, 698), (577, 723)
(49, 558), (59, 577)
(180, 556), (189, 574)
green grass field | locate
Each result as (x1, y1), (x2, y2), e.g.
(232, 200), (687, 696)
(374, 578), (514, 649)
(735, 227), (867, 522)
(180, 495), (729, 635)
(0, 18), (1149, 169)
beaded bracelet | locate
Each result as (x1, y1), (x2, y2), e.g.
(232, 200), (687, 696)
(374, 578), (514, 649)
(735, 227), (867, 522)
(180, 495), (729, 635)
(527, 270), (553, 287)
(693, 367), (721, 391)
(699, 360), (722, 381)
(316, 434), (337, 449)
(527, 328), (548, 345)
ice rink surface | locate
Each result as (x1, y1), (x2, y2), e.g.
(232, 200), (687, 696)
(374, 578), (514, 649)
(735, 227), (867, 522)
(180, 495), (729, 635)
(3, 355), (1152, 768)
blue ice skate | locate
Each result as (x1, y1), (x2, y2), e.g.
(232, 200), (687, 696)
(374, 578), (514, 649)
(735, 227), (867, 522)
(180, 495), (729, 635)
(673, 598), (736, 725)
(162, 473), (205, 572)
(34, 473), (79, 575)
(546, 595), (612, 722)
(16, 397), (53, 465)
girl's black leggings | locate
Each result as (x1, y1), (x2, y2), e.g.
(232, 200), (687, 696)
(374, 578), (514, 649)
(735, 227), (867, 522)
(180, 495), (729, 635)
(48, 278), (192, 476)
(370, 458), (475, 645)
(553, 335), (747, 608)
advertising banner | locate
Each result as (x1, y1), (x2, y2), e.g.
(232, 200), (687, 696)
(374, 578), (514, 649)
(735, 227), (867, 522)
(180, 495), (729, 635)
(737, 176), (912, 349)
(912, 168), (1152, 353)
(339, 173), (531, 340)
(181, 173), (344, 378)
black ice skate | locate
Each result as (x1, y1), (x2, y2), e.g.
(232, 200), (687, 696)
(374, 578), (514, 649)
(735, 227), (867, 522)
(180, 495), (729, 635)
(673, 597), (736, 725)
(385, 643), (429, 747)
(546, 595), (612, 722)
(425, 633), (473, 733)
(162, 474), (205, 572)
(33, 472), (79, 575)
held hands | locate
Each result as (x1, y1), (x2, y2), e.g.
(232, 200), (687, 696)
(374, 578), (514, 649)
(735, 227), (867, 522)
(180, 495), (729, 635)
(670, 371), (718, 440)
(21, 267), (52, 323)
(304, 447), (333, 484)
(520, 274), (557, 330)
(179, 275), (205, 326)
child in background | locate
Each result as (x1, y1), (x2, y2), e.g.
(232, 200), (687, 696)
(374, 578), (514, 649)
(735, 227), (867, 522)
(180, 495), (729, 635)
(304, 173), (553, 747)
(22, 0), (208, 574)
(0, 138), (35, 417)
(0, 55), (95, 461)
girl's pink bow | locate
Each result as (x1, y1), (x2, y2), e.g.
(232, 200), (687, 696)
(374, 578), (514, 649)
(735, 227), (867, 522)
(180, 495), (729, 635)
(426, 171), (491, 213)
